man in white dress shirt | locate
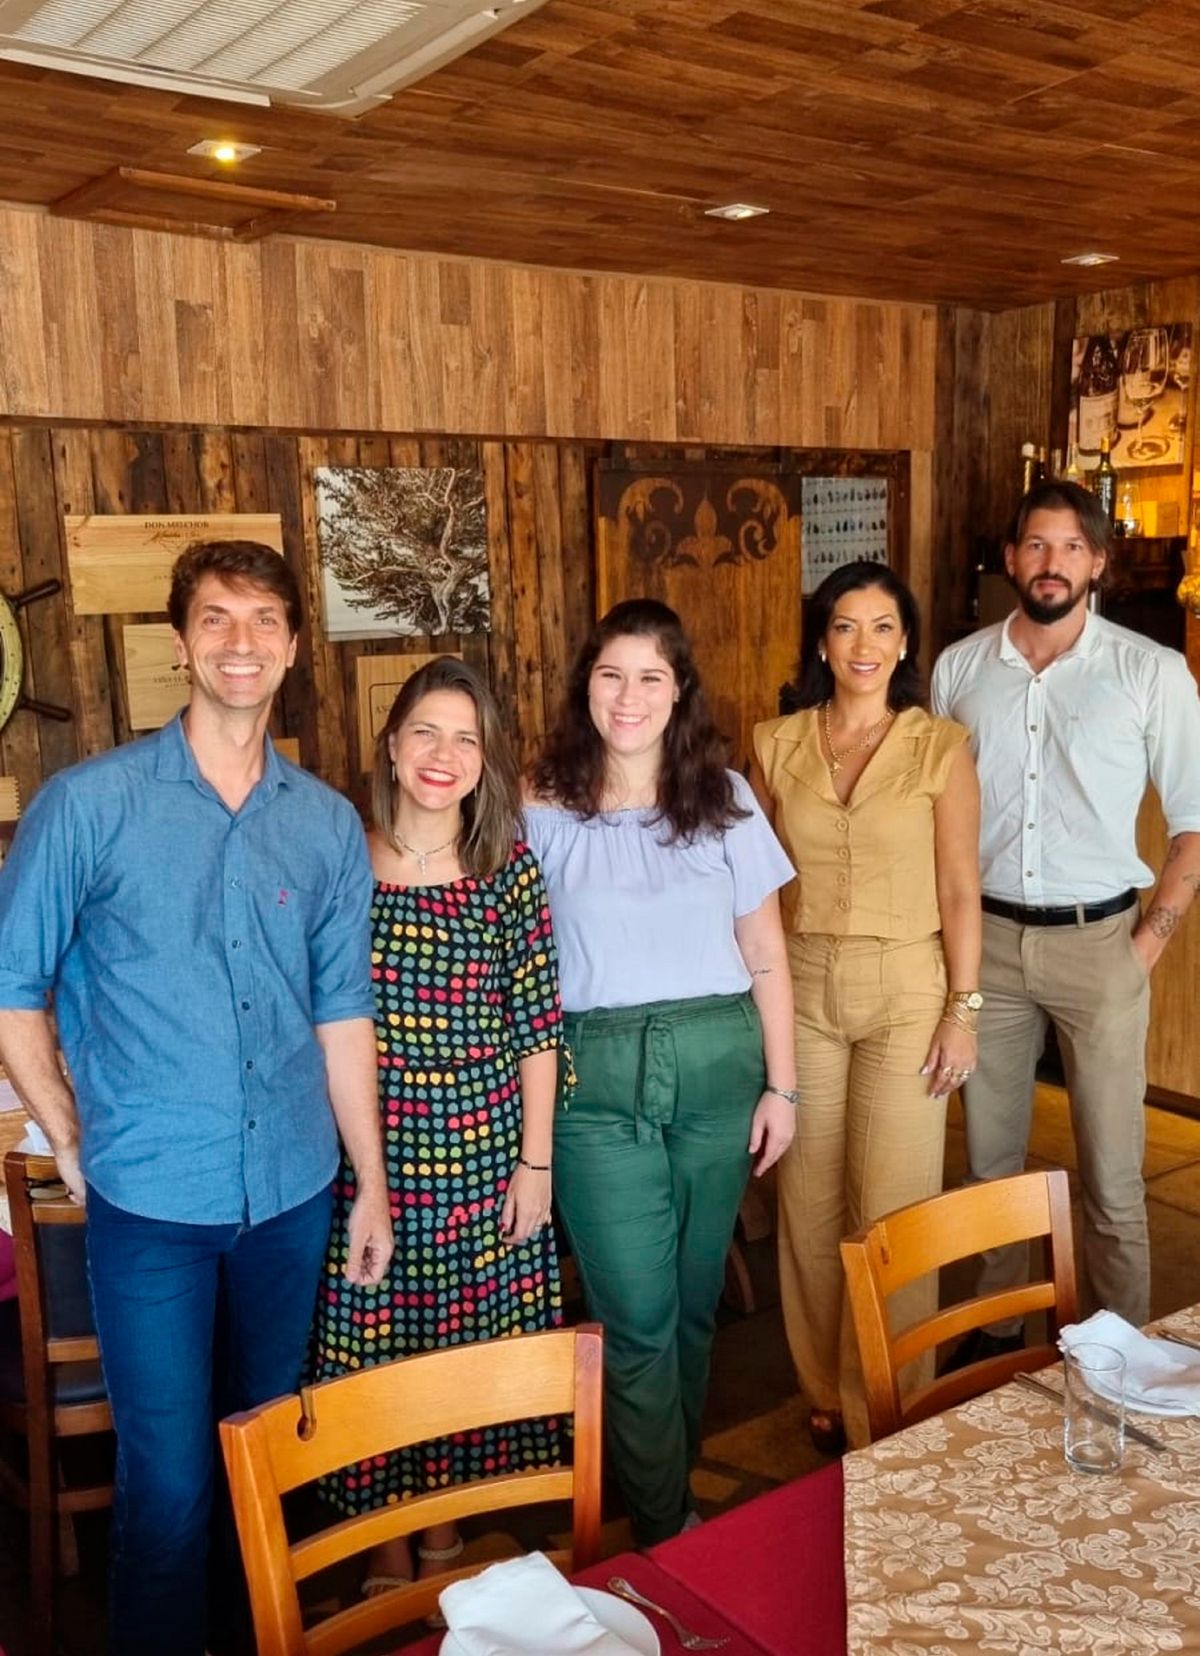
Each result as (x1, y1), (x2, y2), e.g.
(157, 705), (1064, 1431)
(932, 481), (1200, 1353)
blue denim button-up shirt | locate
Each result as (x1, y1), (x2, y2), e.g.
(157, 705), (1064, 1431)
(0, 715), (374, 1225)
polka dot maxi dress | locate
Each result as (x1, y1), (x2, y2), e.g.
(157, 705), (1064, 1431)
(313, 842), (565, 1513)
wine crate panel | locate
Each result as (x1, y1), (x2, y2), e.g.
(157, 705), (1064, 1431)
(65, 513), (284, 616)
(123, 623), (187, 731)
(354, 652), (461, 776)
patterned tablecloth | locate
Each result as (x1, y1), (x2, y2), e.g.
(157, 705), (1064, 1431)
(843, 1304), (1200, 1654)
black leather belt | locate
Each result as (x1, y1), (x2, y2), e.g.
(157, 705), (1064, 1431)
(982, 889), (1139, 927)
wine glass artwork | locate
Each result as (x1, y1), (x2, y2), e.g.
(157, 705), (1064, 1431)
(1120, 327), (1170, 461)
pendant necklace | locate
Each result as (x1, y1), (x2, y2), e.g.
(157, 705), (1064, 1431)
(397, 833), (456, 876)
(822, 701), (893, 778)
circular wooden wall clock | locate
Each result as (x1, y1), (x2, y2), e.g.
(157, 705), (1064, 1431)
(0, 580), (73, 730)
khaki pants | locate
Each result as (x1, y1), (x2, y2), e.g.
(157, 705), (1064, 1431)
(966, 906), (1152, 1329)
(779, 934), (948, 1448)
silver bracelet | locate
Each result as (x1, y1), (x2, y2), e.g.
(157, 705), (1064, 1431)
(766, 1084), (800, 1106)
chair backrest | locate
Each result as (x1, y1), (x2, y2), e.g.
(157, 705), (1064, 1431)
(3, 1151), (104, 1420)
(219, 1322), (604, 1656)
(840, 1169), (1078, 1441)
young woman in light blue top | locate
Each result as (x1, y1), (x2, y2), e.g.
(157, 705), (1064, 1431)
(525, 599), (796, 1546)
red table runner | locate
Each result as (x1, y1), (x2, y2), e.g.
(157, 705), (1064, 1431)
(649, 1461), (846, 1656)
(401, 1463), (846, 1654)
(402, 1549), (767, 1653)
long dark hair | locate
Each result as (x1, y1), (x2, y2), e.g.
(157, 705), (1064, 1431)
(532, 599), (747, 842)
(372, 656), (520, 878)
(790, 562), (924, 711)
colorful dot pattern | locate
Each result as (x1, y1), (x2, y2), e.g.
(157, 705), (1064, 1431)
(314, 842), (565, 1512)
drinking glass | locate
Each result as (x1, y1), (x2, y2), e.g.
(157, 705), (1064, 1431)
(1063, 1343), (1126, 1474)
(1121, 327), (1169, 460)
(1169, 326), (1191, 436)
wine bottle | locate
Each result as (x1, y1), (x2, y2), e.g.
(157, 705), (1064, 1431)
(1034, 445), (1048, 483)
(1077, 334), (1119, 457)
(1065, 444), (1083, 485)
(1094, 435), (1118, 525)
(1020, 441), (1036, 495)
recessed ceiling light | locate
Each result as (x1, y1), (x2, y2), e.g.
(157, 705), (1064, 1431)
(1061, 252), (1120, 267)
(704, 202), (770, 221)
(187, 139), (261, 165)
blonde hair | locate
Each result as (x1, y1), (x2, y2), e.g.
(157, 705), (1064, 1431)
(370, 657), (520, 879)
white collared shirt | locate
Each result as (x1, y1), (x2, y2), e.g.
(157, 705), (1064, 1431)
(931, 610), (1200, 905)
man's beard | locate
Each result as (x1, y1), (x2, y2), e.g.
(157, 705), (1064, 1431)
(1016, 575), (1090, 625)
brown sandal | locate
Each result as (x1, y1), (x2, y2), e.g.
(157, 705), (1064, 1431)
(808, 1407), (847, 1455)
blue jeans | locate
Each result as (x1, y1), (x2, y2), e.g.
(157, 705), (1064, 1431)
(86, 1182), (333, 1656)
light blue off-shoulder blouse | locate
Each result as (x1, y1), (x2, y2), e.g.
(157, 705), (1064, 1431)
(523, 770), (794, 1012)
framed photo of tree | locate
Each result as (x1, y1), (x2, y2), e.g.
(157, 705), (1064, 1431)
(314, 466), (490, 638)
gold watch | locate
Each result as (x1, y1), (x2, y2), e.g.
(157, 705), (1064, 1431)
(947, 991), (984, 1012)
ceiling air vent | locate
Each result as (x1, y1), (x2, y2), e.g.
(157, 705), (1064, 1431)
(0, 0), (547, 114)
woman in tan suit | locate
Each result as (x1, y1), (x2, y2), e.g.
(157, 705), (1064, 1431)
(751, 561), (981, 1451)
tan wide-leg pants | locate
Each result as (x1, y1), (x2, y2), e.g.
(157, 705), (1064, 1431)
(965, 906), (1152, 1329)
(778, 933), (948, 1448)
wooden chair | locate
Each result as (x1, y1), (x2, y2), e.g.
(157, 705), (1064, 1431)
(840, 1169), (1078, 1442)
(0, 1150), (113, 1656)
(219, 1322), (604, 1656)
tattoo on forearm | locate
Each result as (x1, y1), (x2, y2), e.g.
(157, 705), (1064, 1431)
(1146, 905), (1181, 940)
(1183, 872), (1200, 897)
(751, 966), (774, 977)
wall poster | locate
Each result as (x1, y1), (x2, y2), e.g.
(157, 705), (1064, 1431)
(800, 477), (888, 594)
(315, 467), (490, 639)
(1070, 324), (1191, 471)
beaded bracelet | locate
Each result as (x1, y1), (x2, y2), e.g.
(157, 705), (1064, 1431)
(518, 1156), (552, 1171)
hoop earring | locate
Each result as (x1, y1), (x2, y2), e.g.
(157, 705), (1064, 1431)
(899, 647), (907, 661)
(818, 647), (827, 663)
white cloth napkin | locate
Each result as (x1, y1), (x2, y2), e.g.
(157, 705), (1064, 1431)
(439, 1552), (638, 1656)
(1059, 1309), (1200, 1416)
(16, 1119), (52, 1154)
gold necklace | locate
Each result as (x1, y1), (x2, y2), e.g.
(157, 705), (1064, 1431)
(396, 832), (457, 876)
(822, 701), (893, 778)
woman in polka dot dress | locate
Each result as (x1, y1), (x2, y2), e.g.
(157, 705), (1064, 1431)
(312, 655), (563, 1594)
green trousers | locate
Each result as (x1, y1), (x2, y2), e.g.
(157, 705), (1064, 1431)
(557, 992), (762, 1546)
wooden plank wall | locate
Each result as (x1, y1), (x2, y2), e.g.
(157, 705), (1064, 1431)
(0, 205), (943, 724)
(0, 426), (602, 809)
(0, 207), (937, 453)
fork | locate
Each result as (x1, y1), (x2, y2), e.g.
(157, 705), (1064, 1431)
(606, 1575), (730, 1650)
(1155, 1324), (1200, 1356)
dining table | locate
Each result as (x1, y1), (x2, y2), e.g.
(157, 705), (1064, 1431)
(842, 1303), (1200, 1653)
(404, 1300), (1200, 1655)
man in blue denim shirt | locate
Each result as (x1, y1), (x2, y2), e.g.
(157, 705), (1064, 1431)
(0, 541), (393, 1655)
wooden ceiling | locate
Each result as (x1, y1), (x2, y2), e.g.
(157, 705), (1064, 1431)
(3, 0), (1200, 310)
